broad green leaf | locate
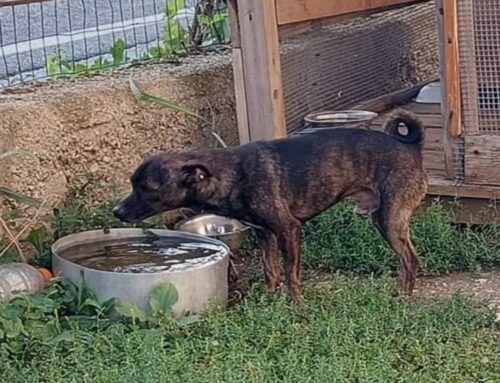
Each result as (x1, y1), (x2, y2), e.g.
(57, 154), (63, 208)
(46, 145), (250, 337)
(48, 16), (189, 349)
(178, 314), (199, 327)
(101, 297), (119, 311)
(81, 298), (102, 311)
(49, 330), (73, 345)
(0, 187), (41, 206)
(166, 0), (185, 18)
(26, 227), (47, 255)
(0, 317), (24, 338)
(114, 300), (147, 322)
(148, 46), (165, 59)
(74, 63), (88, 74)
(112, 39), (126, 66)
(60, 58), (73, 72)
(149, 282), (179, 316)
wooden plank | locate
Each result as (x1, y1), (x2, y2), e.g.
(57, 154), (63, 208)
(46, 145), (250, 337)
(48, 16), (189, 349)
(232, 48), (250, 144)
(352, 81), (434, 114)
(370, 122), (443, 151)
(237, 0), (286, 142)
(421, 196), (500, 224)
(228, 0), (241, 48)
(423, 150), (446, 173)
(371, 114), (442, 128)
(442, 0), (462, 138)
(436, 0), (455, 179)
(229, 0), (250, 144)
(278, 6), (411, 38)
(404, 102), (441, 116)
(275, 0), (426, 26)
(464, 135), (500, 186)
(427, 174), (500, 200)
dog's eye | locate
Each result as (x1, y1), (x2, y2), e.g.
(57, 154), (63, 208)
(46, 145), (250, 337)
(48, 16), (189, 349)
(140, 183), (158, 192)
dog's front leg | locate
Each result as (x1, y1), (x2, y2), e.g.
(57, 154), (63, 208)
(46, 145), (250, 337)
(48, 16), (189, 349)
(275, 222), (302, 303)
(256, 230), (281, 292)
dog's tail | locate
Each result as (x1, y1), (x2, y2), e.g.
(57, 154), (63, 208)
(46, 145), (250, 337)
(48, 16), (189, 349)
(382, 109), (424, 147)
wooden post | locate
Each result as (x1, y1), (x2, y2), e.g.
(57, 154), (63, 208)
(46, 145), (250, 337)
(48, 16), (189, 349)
(231, 0), (286, 143)
(228, 0), (250, 144)
(437, 0), (462, 179)
(442, 0), (462, 138)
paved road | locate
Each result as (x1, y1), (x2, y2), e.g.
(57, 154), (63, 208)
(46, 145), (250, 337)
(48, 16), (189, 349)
(0, 0), (169, 86)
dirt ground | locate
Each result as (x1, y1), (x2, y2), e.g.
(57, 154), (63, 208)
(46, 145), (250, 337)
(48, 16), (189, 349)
(229, 251), (500, 321)
(415, 271), (500, 320)
(0, 51), (237, 230)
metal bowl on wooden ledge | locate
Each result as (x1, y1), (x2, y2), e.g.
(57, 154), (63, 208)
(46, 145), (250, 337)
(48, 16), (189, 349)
(300, 110), (378, 134)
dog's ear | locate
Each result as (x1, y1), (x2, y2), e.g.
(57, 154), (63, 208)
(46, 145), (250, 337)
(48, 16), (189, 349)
(181, 162), (211, 186)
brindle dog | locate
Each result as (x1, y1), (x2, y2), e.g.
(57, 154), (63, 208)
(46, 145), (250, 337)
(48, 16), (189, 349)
(113, 110), (428, 302)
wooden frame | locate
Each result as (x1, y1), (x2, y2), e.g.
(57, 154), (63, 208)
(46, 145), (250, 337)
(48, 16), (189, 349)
(275, 0), (426, 26)
(230, 0), (430, 143)
(441, 0), (462, 139)
(229, 0), (286, 143)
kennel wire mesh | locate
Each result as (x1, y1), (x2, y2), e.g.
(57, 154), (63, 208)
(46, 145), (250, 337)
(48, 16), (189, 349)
(278, 1), (440, 135)
(0, 0), (229, 88)
(458, 0), (500, 135)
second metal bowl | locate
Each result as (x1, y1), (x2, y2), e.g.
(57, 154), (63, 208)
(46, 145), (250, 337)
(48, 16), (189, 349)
(174, 214), (251, 253)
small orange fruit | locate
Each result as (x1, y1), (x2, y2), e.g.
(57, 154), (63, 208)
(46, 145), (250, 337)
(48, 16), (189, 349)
(37, 267), (54, 281)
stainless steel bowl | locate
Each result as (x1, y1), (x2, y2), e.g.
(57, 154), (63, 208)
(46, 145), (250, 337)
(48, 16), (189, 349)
(301, 110), (378, 134)
(52, 229), (230, 315)
(174, 214), (251, 253)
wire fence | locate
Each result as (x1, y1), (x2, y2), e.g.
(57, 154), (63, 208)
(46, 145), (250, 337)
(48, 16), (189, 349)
(0, 0), (229, 88)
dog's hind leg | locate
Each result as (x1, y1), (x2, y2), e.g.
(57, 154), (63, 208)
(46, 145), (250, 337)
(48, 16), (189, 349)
(274, 219), (303, 303)
(373, 204), (420, 296)
(256, 230), (281, 292)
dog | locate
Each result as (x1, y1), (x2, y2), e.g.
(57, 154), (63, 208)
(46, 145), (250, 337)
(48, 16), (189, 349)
(113, 109), (428, 302)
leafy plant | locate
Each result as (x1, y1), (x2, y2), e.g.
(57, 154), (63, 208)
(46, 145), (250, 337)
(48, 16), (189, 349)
(159, 0), (230, 55)
(113, 282), (198, 326)
(43, 1), (231, 81)
(2, 277), (500, 382)
(111, 39), (126, 66)
(46, 39), (127, 79)
(25, 227), (47, 256)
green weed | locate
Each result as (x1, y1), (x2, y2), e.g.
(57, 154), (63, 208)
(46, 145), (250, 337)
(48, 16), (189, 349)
(302, 200), (499, 276)
(44, 1), (231, 80)
(1, 277), (499, 383)
(46, 39), (127, 79)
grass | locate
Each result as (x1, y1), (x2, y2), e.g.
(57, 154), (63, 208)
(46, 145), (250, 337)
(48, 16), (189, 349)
(51, 193), (500, 276)
(302, 201), (500, 276)
(1, 277), (499, 383)
(2, 185), (499, 382)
